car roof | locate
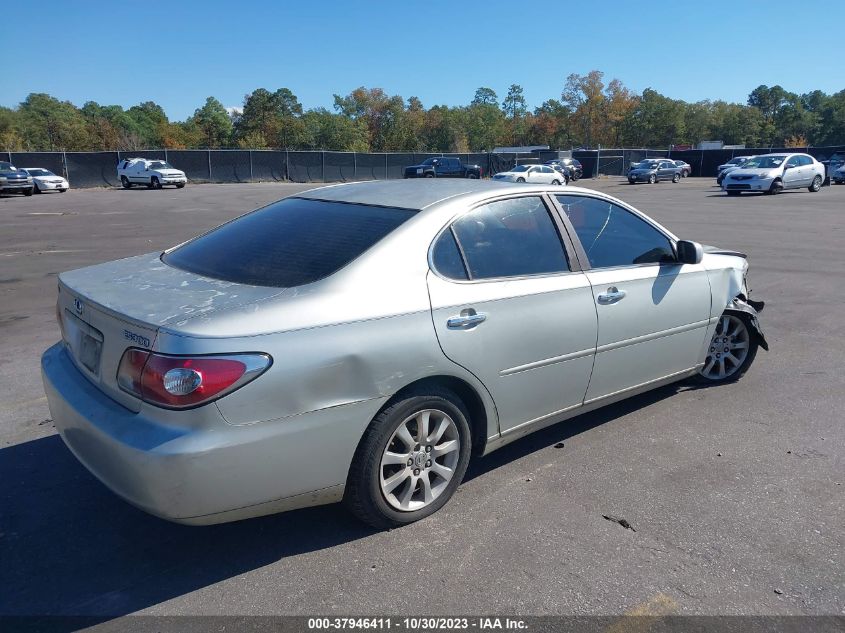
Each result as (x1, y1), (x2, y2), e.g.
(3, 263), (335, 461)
(296, 179), (526, 211)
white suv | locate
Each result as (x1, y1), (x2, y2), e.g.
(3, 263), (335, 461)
(117, 158), (187, 189)
(722, 153), (825, 196)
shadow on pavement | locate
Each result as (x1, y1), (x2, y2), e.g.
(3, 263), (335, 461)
(1, 382), (688, 622)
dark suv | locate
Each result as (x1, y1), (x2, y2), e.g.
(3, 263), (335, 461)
(552, 157), (583, 180)
(0, 161), (34, 196)
(403, 157), (483, 179)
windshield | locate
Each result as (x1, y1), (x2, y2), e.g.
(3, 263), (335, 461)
(740, 156), (786, 169)
(636, 161), (658, 169)
(729, 157), (748, 165)
(148, 161), (174, 170)
(511, 165), (530, 172)
(25, 169), (54, 177)
(420, 158), (438, 166)
(0, 162), (16, 171)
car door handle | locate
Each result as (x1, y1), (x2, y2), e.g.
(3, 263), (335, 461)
(597, 287), (627, 305)
(447, 310), (487, 329)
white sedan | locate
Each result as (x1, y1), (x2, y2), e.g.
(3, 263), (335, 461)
(24, 168), (69, 193)
(493, 164), (566, 185)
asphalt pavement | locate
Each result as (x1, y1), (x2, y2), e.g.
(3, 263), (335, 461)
(1, 179), (842, 619)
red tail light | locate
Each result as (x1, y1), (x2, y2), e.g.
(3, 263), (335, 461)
(117, 349), (271, 409)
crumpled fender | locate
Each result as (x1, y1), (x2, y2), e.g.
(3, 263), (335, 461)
(726, 297), (769, 351)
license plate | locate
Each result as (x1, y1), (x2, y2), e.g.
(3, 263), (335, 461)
(416, 168), (423, 174)
(64, 310), (104, 376)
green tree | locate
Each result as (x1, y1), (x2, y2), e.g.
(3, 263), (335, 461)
(190, 96), (233, 148)
(18, 93), (90, 150)
(471, 87), (499, 107)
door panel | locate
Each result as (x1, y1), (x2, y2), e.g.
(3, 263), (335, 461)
(428, 272), (597, 432)
(584, 264), (711, 401)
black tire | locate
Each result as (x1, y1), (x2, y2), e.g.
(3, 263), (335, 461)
(767, 179), (783, 195)
(648, 174), (657, 184)
(466, 172), (479, 180)
(516, 177), (526, 183)
(33, 183), (41, 193)
(692, 312), (759, 385)
(808, 175), (822, 192)
(344, 387), (473, 529)
(551, 179), (561, 186)
(571, 173), (580, 181)
(628, 179), (636, 184)
(424, 173), (435, 179)
(24, 187), (33, 196)
(121, 176), (132, 189)
(150, 176), (161, 189)
(176, 183), (185, 189)
(59, 189), (67, 193)
(672, 173), (681, 183)
(726, 190), (741, 196)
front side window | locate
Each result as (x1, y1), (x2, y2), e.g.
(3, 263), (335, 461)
(163, 198), (416, 287)
(451, 197), (569, 280)
(555, 195), (675, 268)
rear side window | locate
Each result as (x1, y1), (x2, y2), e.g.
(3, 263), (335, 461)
(163, 198), (416, 287)
(451, 197), (569, 280)
(555, 195), (675, 268)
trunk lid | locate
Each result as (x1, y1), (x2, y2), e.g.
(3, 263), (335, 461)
(57, 252), (286, 410)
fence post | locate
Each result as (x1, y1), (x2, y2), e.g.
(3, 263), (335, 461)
(62, 151), (68, 181)
(164, 147), (168, 162)
(384, 153), (388, 180)
(321, 151), (325, 182)
(249, 151), (254, 181)
(353, 152), (357, 180)
(595, 146), (600, 178)
(285, 150), (290, 182)
(207, 150), (212, 181)
(7, 151), (11, 162)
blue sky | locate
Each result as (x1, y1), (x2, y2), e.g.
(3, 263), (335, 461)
(3, 1), (843, 121)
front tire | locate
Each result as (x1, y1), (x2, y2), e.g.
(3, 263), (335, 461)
(150, 176), (161, 189)
(672, 173), (681, 183)
(648, 174), (657, 184)
(552, 179), (561, 186)
(24, 187), (33, 196)
(344, 388), (472, 529)
(33, 183), (41, 194)
(121, 176), (131, 189)
(466, 172), (479, 179)
(695, 313), (759, 384)
(516, 177), (526, 183)
(809, 175), (822, 192)
(767, 179), (783, 195)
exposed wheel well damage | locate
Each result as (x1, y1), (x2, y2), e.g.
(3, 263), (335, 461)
(383, 376), (490, 456)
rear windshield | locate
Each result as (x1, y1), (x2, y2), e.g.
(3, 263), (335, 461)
(163, 197), (417, 287)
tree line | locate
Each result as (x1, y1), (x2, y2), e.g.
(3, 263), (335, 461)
(2, 71), (843, 153)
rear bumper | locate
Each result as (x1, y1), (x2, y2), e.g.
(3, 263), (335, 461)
(42, 342), (385, 524)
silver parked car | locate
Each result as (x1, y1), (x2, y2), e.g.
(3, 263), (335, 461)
(628, 160), (683, 184)
(41, 181), (767, 528)
(722, 153), (825, 195)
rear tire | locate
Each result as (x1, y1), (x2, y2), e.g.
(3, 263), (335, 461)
(343, 387), (472, 529)
(809, 175), (822, 192)
(121, 176), (131, 189)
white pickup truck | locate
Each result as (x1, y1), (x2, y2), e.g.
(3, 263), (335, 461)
(117, 158), (187, 189)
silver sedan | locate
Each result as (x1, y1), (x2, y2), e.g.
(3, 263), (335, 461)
(41, 180), (767, 528)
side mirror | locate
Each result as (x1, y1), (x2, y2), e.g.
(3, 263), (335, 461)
(784, 163), (794, 170)
(676, 240), (703, 265)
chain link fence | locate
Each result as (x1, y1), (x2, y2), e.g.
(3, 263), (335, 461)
(6, 146), (844, 188)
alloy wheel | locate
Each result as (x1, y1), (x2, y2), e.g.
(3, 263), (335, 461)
(700, 315), (750, 380)
(379, 409), (460, 512)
